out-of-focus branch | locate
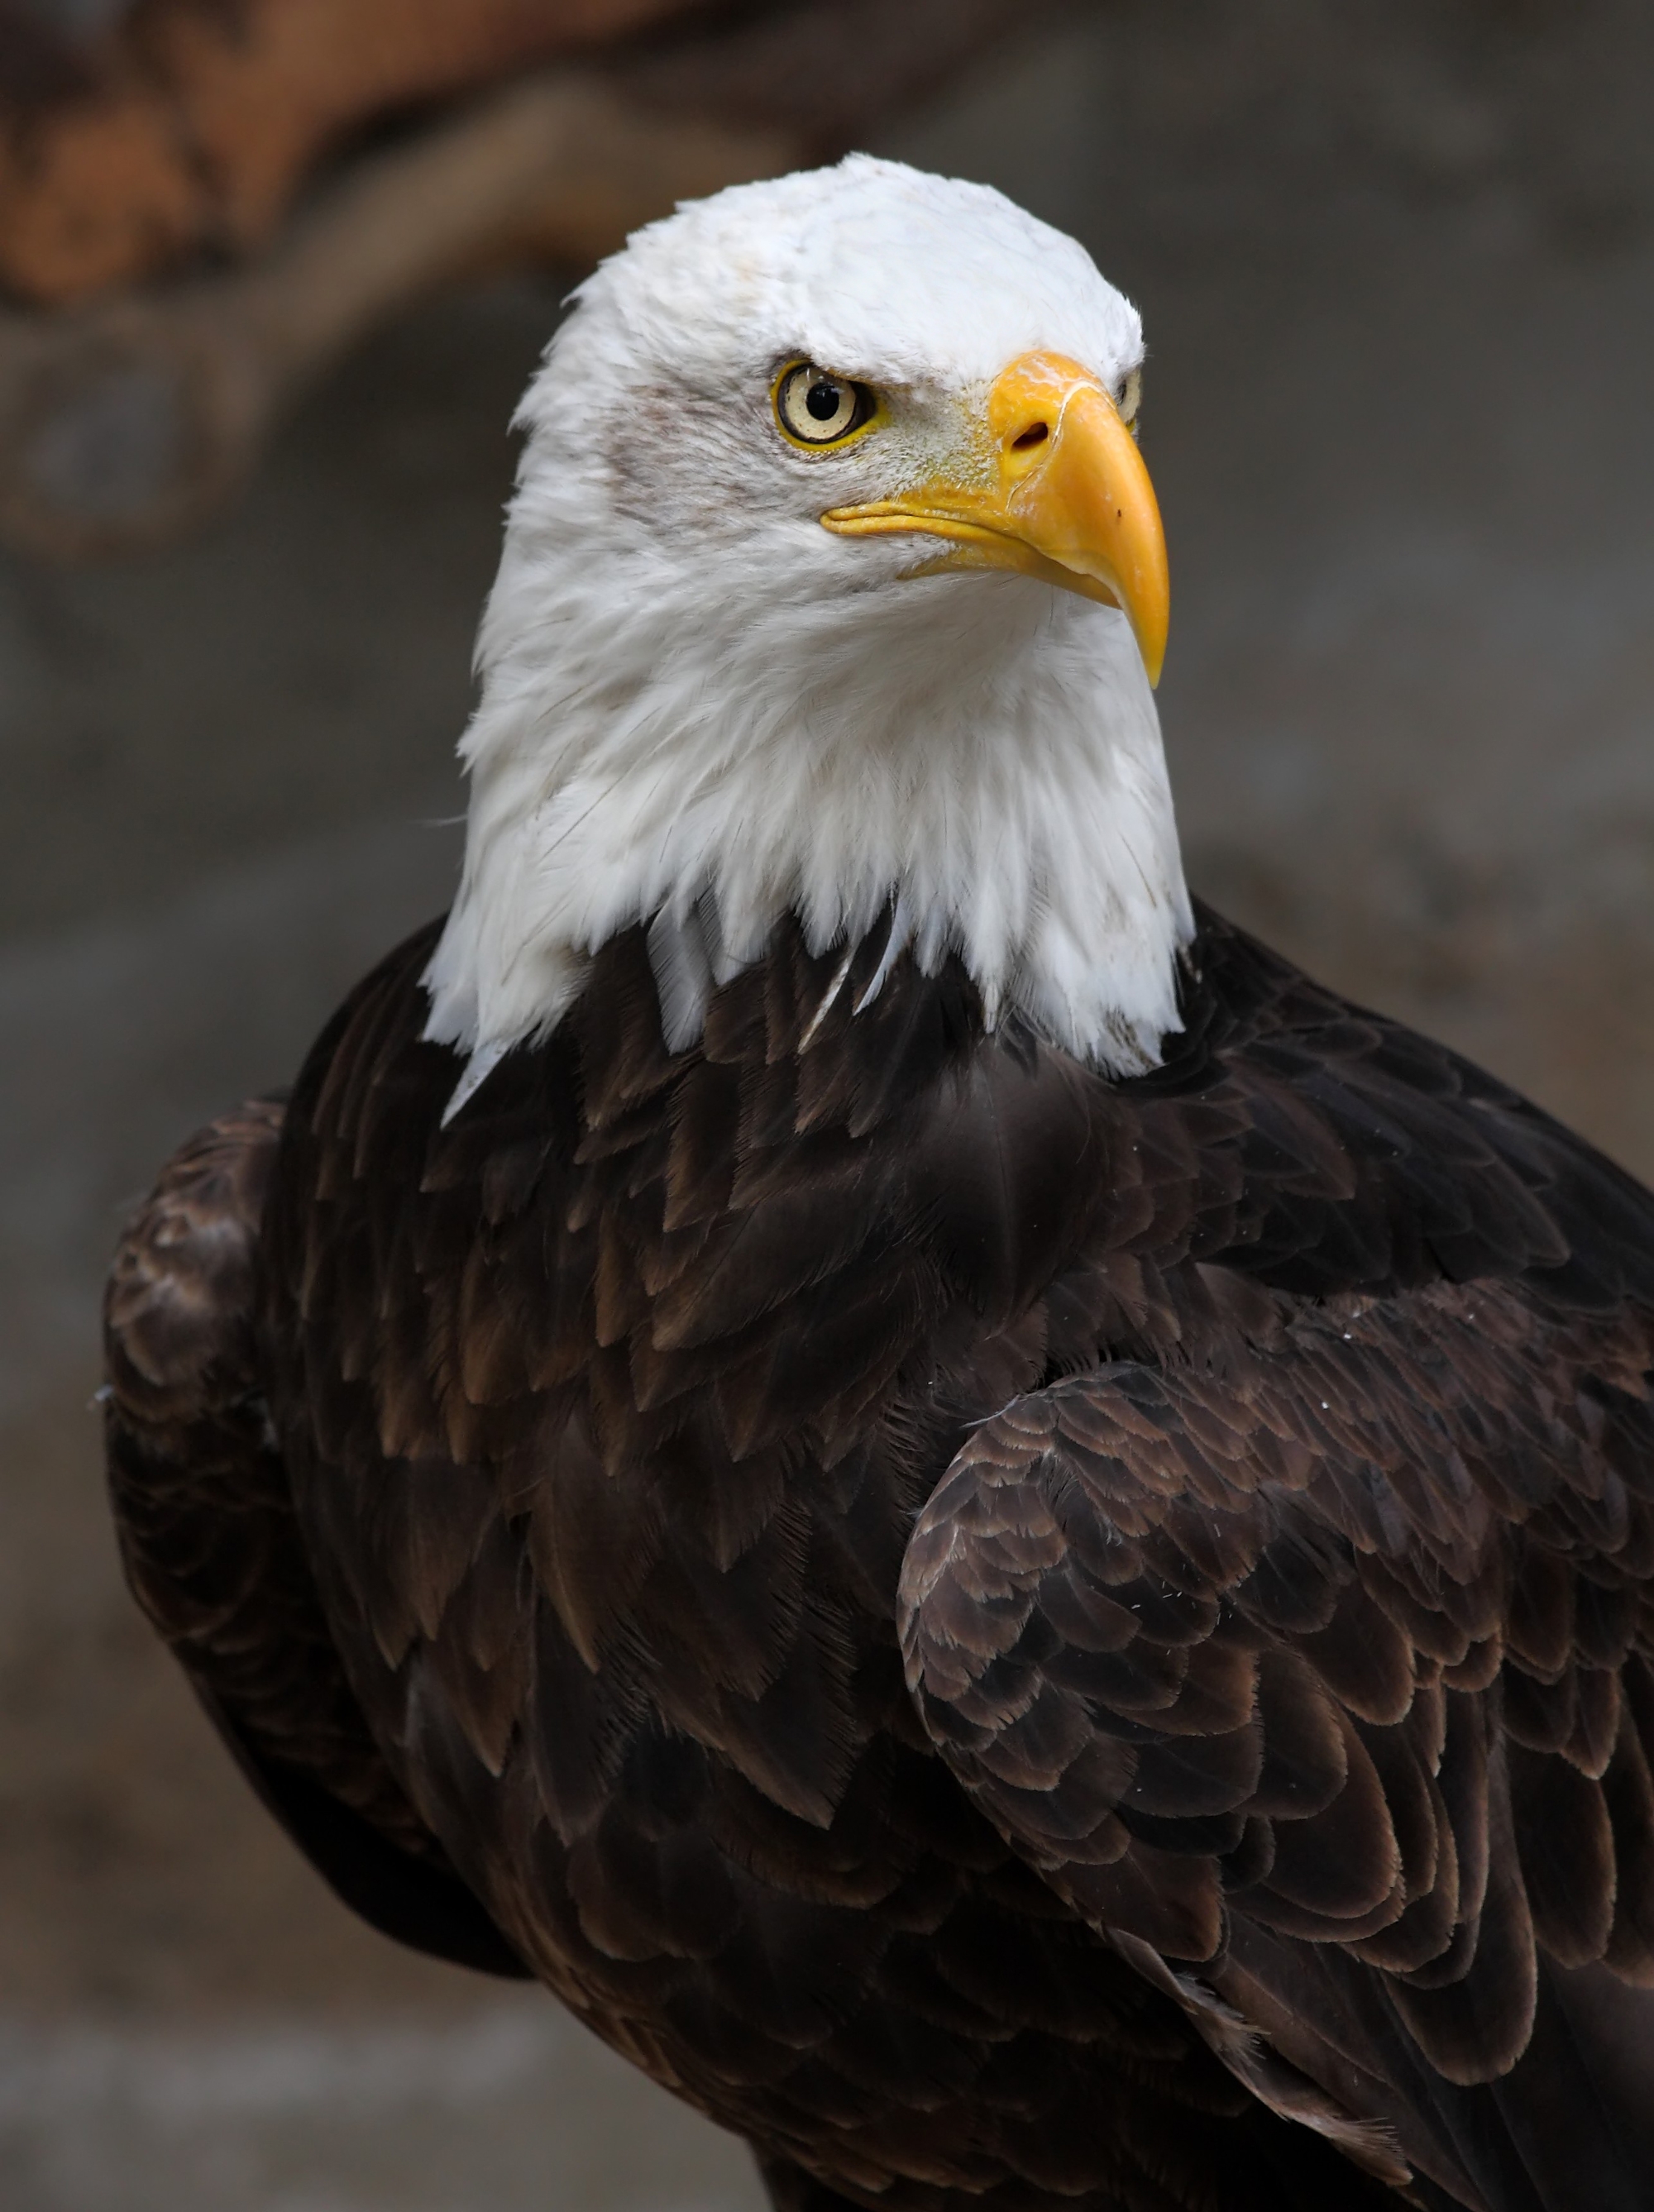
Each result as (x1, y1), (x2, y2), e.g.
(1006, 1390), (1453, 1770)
(0, 0), (712, 307)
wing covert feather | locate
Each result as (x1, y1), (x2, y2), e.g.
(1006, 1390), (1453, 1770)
(899, 1277), (1654, 2105)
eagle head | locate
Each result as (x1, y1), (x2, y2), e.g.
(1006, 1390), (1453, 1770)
(424, 155), (1192, 1113)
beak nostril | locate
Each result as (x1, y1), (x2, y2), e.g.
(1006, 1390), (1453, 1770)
(1010, 422), (1049, 451)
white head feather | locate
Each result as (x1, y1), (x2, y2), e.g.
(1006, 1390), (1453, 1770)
(423, 155), (1192, 1112)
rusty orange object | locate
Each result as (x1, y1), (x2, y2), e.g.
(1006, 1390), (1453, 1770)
(0, 0), (706, 306)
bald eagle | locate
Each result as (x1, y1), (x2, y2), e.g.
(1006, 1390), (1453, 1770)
(105, 158), (1654, 2212)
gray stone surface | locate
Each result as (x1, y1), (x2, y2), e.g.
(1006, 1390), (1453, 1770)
(2, 5), (1652, 2206)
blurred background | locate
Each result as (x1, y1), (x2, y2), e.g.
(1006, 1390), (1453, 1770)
(2, 0), (1652, 2205)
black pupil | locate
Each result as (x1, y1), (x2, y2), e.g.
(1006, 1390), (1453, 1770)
(805, 380), (843, 423)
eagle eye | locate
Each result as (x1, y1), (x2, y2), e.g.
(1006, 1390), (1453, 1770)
(1116, 366), (1143, 430)
(774, 361), (877, 449)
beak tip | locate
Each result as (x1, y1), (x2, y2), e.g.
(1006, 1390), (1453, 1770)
(1133, 612), (1167, 690)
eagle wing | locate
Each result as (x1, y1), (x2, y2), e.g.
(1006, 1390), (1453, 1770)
(899, 1277), (1654, 2209)
(103, 1098), (528, 1979)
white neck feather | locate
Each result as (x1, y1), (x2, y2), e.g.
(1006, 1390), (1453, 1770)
(423, 542), (1192, 1114)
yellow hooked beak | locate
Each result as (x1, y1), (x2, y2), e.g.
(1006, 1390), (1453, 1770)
(821, 351), (1169, 687)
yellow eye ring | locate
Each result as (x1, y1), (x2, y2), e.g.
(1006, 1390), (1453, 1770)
(772, 361), (880, 451)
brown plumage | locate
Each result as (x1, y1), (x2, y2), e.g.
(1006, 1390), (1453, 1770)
(105, 901), (1654, 2212)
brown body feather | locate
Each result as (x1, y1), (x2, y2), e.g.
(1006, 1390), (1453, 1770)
(105, 903), (1654, 2212)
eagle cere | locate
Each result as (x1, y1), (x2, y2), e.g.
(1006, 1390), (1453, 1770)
(105, 156), (1654, 2212)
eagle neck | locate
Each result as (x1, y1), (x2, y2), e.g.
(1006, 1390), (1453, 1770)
(422, 555), (1192, 1114)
